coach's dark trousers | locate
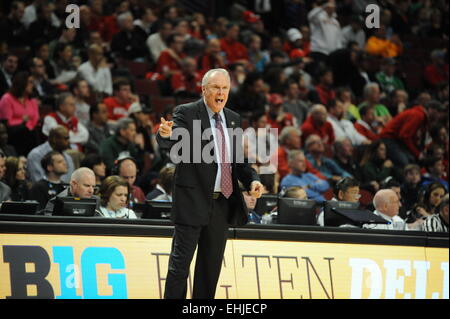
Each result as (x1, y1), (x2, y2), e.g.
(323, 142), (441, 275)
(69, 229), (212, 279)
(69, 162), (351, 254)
(164, 194), (231, 299)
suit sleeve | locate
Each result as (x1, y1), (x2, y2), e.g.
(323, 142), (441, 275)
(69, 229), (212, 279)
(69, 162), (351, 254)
(156, 104), (188, 151)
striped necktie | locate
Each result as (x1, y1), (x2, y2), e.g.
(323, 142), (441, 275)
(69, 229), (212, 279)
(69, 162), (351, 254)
(213, 113), (233, 198)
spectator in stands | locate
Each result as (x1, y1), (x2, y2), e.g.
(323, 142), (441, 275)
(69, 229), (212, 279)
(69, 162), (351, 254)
(21, 0), (60, 29)
(423, 194), (449, 233)
(280, 150), (329, 202)
(333, 137), (361, 181)
(307, 0), (342, 65)
(35, 42), (56, 79)
(170, 57), (202, 98)
(282, 80), (309, 126)
(103, 78), (138, 122)
(4, 156), (29, 201)
(84, 102), (112, 155)
(29, 56), (56, 106)
(426, 124), (449, 173)
(301, 104), (335, 146)
(88, 0), (120, 43)
(0, 71), (40, 156)
(365, 24), (403, 58)
(358, 82), (392, 127)
(111, 11), (148, 61)
(401, 164), (422, 213)
(315, 68), (336, 107)
(97, 175), (137, 219)
(379, 100), (447, 167)
(198, 38), (226, 77)
(0, 123), (17, 157)
(27, 126), (75, 183)
(99, 117), (143, 172)
(220, 23), (249, 66)
(133, 8), (157, 40)
(78, 43), (113, 96)
(71, 79), (91, 127)
(386, 88), (408, 117)
(266, 93), (295, 131)
(154, 33), (185, 78)
(354, 105), (379, 142)
(49, 42), (78, 85)
(406, 182), (447, 225)
(29, 150), (67, 210)
(229, 71), (268, 116)
(363, 189), (406, 230)
(284, 28), (306, 60)
(247, 34), (270, 73)
(359, 140), (395, 188)
(79, 153), (105, 188)
(116, 156), (145, 205)
(328, 99), (370, 146)
(316, 176), (361, 226)
(276, 126), (325, 181)
(44, 167), (99, 214)
(375, 58), (405, 94)
(27, 2), (59, 47)
(424, 49), (449, 89)
(421, 156), (449, 190)
(264, 66), (287, 95)
(336, 86), (360, 121)
(0, 1), (27, 48)
(0, 53), (19, 97)
(0, 152), (11, 201)
(341, 14), (366, 50)
(48, 26), (77, 60)
(146, 20), (173, 63)
(305, 134), (352, 183)
(42, 92), (89, 151)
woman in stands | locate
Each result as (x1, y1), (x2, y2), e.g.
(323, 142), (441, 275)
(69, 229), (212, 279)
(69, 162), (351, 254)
(359, 140), (397, 189)
(3, 156), (29, 201)
(97, 175), (137, 219)
(0, 71), (40, 155)
(406, 182), (447, 225)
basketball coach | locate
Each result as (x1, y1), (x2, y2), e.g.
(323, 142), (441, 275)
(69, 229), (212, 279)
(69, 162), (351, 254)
(156, 68), (264, 299)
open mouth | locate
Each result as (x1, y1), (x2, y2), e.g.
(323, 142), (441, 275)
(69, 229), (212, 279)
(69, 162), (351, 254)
(215, 98), (224, 104)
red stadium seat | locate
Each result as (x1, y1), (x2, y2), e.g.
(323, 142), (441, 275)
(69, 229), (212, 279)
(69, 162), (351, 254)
(359, 189), (374, 209)
(135, 79), (161, 96)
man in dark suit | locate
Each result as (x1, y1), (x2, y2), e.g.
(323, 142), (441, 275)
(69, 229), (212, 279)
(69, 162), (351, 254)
(157, 68), (263, 299)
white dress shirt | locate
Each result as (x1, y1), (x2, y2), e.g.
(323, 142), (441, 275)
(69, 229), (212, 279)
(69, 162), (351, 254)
(363, 210), (408, 231)
(328, 115), (368, 146)
(78, 61), (113, 95)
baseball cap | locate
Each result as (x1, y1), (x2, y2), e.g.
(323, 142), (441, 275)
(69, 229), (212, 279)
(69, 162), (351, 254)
(287, 28), (302, 42)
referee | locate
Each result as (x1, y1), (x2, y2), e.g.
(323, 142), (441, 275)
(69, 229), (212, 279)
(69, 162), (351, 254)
(423, 194), (449, 232)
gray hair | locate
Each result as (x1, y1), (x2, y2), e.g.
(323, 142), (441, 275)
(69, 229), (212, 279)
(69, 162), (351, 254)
(373, 189), (396, 210)
(287, 149), (304, 164)
(117, 12), (133, 27)
(201, 68), (230, 87)
(363, 82), (379, 99)
(279, 126), (301, 144)
(56, 92), (73, 109)
(115, 117), (135, 135)
(70, 167), (95, 183)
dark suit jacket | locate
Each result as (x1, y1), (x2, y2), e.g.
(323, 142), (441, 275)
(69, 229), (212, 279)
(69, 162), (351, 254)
(156, 99), (259, 227)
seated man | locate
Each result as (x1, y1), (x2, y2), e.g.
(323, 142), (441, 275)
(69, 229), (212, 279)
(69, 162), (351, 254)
(305, 134), (352, 183)
(317, 177), (361, 226)
(103, 78), (139, 122)
(116, 156), (146, 204)
(301, 104), (335, 146)
(280, 150), (329, 202)
(42, 92), (89, 151)
(363, 189), (406, 230)
(43, 167), (99, 215)
(29, 150), (68, 210)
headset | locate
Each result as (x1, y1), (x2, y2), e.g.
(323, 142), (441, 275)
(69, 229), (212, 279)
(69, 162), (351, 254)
(111, 154), (138, 176)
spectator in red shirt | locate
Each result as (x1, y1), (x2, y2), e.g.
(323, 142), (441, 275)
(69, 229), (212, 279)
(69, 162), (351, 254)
(315, 67), (336, 106)
(103, 78), (139, 122)
(117, 156), (146, 204)
(354, 105), (379, 141)
(266, 93), (296, 131)
(197, 38), (226, 77)
(424, 49), (449, 88)
(301, 104), (335, 146)
(379, 100), (448, 167)
(88, 0), (120, 42)
(154, 33), (186, 78)
(284, 28), (307, 60)
(220, 23), (249, 66)
(170, 57), (202, 98)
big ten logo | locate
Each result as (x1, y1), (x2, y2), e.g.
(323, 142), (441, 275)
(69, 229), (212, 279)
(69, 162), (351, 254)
(65, 4), (80, 29)
(2, 245), (128, 299)
(365, 4), (380, 29)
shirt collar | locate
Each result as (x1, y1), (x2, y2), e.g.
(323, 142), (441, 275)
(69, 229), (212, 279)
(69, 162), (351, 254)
(204, 99), (225, 122)
(374, 210), (393, 222)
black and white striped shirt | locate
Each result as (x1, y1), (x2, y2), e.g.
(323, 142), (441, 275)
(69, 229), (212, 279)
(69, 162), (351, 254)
(422, 214), (449, 233)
